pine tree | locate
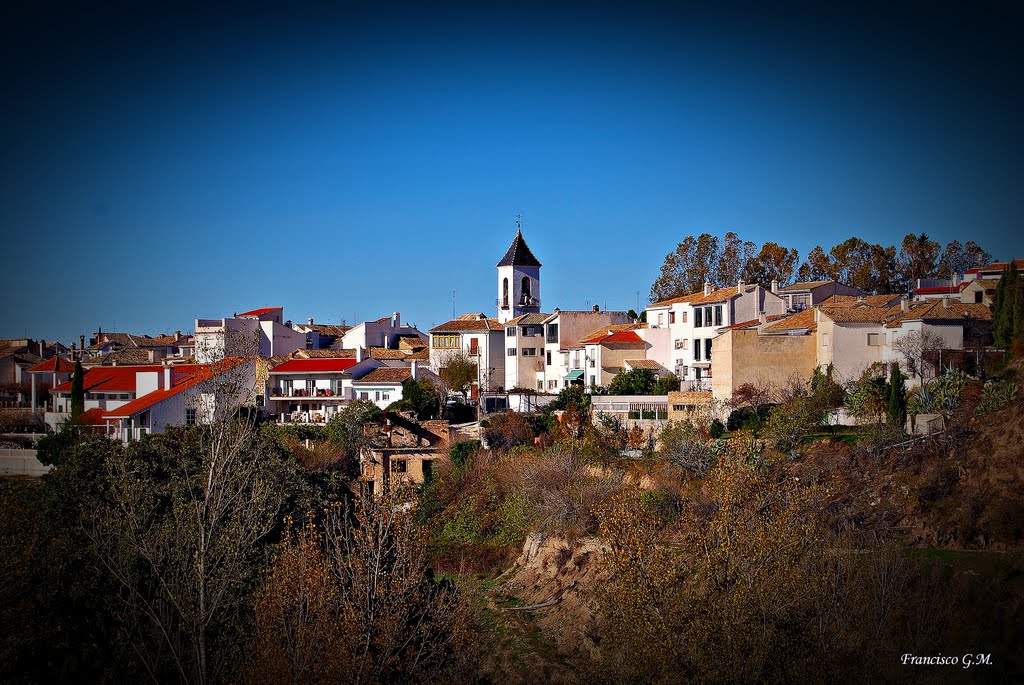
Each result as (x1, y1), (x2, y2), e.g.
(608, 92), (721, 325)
(70, 361), (85, 420)
(887, 364), (906, 429)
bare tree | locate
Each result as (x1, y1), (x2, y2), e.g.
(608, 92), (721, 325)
(88, 331), (287, 684)
(435, 350), (477, 408)
(892, 330), (944, 380)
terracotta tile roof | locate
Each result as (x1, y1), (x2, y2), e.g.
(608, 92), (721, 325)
(236, 306), (281, 317)
(914, 285), (960, 295)
(302, 323), (351, 337)
(884, 301), (991, 328)
(406, 348), (430, 360)
(83, 349), (158, 366)
(718, 314), (786, 331)
(777, 279), (835, 292)
(964, 278), (999, 290)
(87, 332), (154, 349)
(352, 367), (412, 384)
(496, 229), (542, 267)
(270, 358), (359, 373)
(367, 347), (408, 360)
(293, 348), (357, 359)
(818, 305), (892, 324)
(649, 291), (704, 307)
(11, 353), (43, 368)
(820, 294), (902, 308)
(398, 335), (427, 351)
(624, 359), (662, 370)
(763, 308), (817, 333)
(430, 317), (503, 332)
(27, 357), (75, 373)
(688, 285), (757, 305)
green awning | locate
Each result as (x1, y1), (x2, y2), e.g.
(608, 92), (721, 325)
(564, 369), (584, 381)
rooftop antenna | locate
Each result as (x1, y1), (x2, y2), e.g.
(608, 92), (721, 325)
(452, 289), (457, 319)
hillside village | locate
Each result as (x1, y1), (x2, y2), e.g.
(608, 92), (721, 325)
(0, 227), (1008, 481)
(3, 227), (1023, 683)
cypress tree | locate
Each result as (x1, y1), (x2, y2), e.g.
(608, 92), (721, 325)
(70, 361), (85, 420)
(992, 261), (1020, 349)
(887, 364), (907, 429)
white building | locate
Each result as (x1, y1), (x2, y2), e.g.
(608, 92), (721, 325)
(645, 280), (788, 390)
(429, 313), (506, 400)
(267, 356), (382, 424)
(194, 306), (306, 362)
(539, 307), (633, 393)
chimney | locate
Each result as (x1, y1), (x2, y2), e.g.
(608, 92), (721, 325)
(942, 297), (950, 309)
(163, 363), (171, 389)
(593, 304), (600, 312)
(704, 280), (713, 296)
(771, 279), (779, 294)
(307, 317), (314, 326)
(900, 296), (910, 313)
(80, 335), (85, 351)
(384, 336), (390, 349)
(356, 347), (364, 362)
(285, 320), (292, 328)
(857, 296), (866, 305)
(737, 278), (745, 294)
(758, 311), (767, 325)
(392, 311), (400, 328)
(411, 360), (418, 380)
(175, 330), (181, 341)
(553, 307), (560, 314)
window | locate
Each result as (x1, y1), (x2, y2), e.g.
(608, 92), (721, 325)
(546, 350), (552, 365)
(521, 276), (532, 305)
(705, 306), (713, 326)
(432, 334), (459, 348)
(695, 308), (703, 327)
(589, 358), (595, 368)
(548, 380), (558, 389)
(502, 278), (509, 308)
(359, 391), (369, 400)
(331, 379), (341, 394)
(382, 393), (390, 401)
(694, 340), (701, 360)
(469, 338), (479, 355)
(714, 305), (723, 326)
(822, 333), (830, 347)
(392, 459), (407, 474)
(507, 348), (517, 356)
(546, 323), (559, 343)
(658, 313), (664, 326)
(256, 395), (264, 408)
(282, 380), (293, 396)
(705, 339), (712, 361)
(975, 291), (983, 303)
(537, 380), (543, 390)
(185, 408), (196, 426)
(119, 393), (129, 400)
(522, 348), (537, 356)
(375, 391), (381, 401)
(590, 375), (596, 386)
(506, 327), (516, 337)
(306, 379), (315, 395)
(867, 333), (880, 346)
(681, 311), (688, 323)
(792, 294), (810, 310)
(669, 311), (675, 324)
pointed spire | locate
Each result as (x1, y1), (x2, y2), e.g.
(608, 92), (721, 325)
(496, 219), (542, 267)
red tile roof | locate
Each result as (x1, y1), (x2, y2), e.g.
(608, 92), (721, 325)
(237, 306), (281, 317)
(27, 357), (75, 373)
(581, 330), (645, 345)
(51, 364), (165, 393)
(102, 367), (210, 418)
(270, 358), (359, 374)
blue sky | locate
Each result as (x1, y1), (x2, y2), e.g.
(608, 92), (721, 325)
(2, 1), (1021, 343)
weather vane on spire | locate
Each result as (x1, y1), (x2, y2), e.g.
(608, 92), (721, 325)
(516, 213), (522, 232)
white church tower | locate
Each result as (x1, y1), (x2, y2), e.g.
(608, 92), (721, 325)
(496, 221), (542, 324)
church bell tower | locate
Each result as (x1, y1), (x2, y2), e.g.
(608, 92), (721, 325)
(496, 220), (542, 324)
